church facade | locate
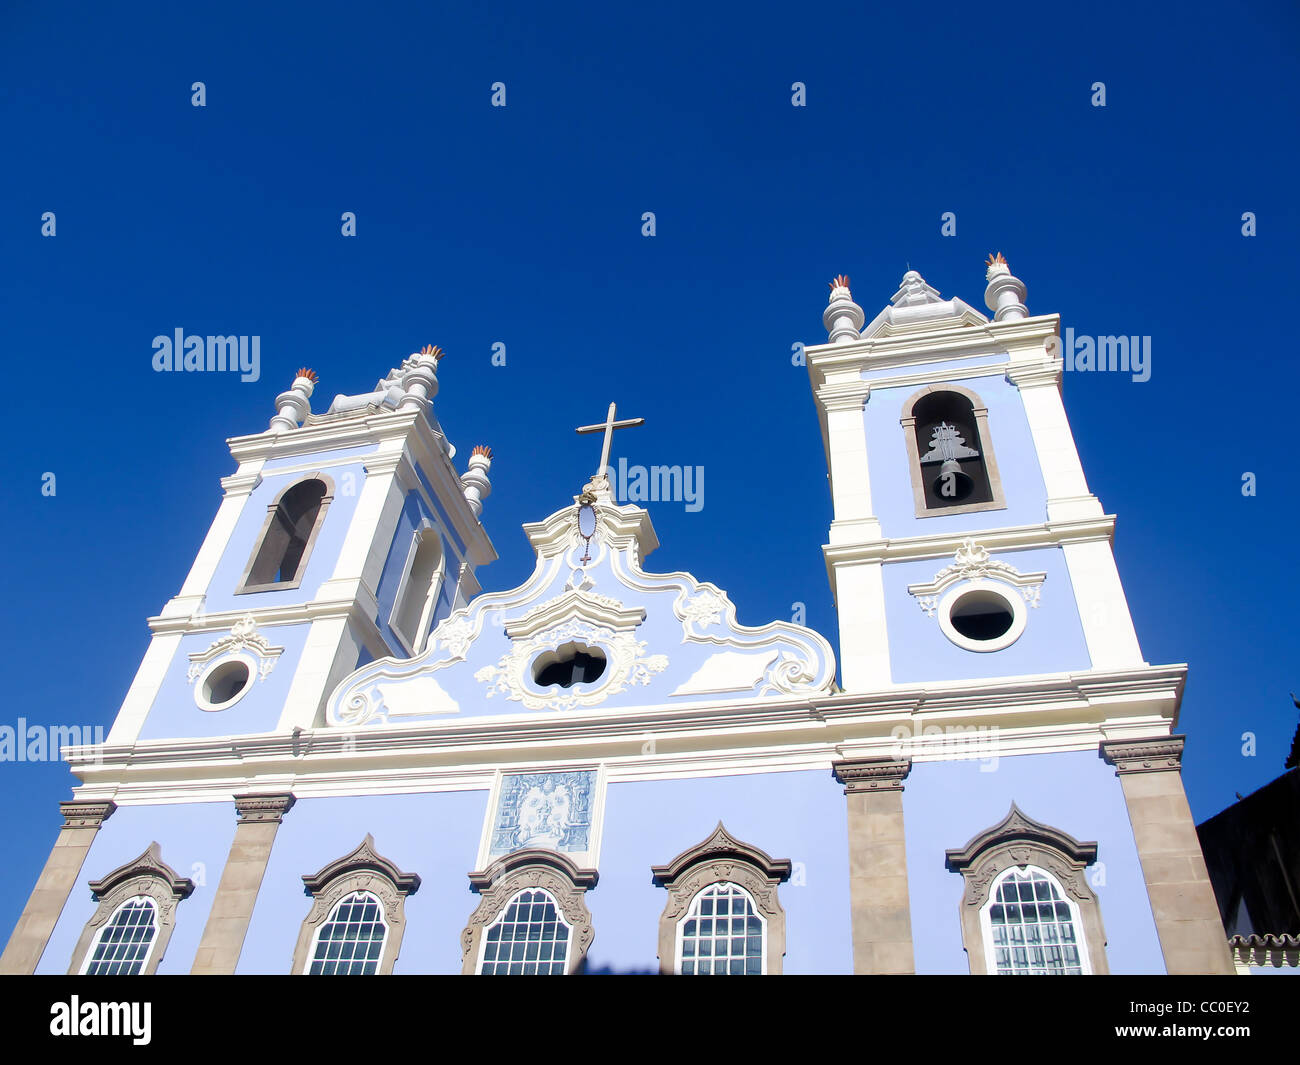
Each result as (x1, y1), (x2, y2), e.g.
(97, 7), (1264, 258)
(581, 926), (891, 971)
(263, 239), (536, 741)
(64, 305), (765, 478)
(1, 258), (1235, 975)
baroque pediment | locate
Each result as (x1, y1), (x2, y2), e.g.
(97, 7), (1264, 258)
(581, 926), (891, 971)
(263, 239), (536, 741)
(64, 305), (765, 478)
(325, 494), (836, 727)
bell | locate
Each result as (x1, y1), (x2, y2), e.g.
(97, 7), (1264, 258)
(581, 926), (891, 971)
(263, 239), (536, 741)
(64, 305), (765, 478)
(932, 459), (975, 502)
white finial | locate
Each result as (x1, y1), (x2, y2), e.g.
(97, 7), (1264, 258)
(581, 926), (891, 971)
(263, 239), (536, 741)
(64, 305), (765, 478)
(461, 446), (493, 518)
(269, 368), (317, 432)
(983, 253), (1027, 321)
(823, 274), (864, 344)
(397, 345), (444, 413)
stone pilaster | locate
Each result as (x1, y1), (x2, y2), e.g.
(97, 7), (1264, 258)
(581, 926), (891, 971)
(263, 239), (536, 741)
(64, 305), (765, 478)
(191, 792), (295, 975)
(833, 758), (914, 974)
(1101, 737), (1234, 974)
(0, 800), (116, 974)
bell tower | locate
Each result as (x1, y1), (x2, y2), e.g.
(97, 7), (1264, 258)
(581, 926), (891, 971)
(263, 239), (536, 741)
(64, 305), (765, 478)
(104, 347), (498, 748)
(806, 257), (1144, 692)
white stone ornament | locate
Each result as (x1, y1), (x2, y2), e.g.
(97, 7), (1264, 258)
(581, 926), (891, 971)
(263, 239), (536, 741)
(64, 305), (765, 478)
(908, 540), (1046, 616)
(186, 614), (284, 684)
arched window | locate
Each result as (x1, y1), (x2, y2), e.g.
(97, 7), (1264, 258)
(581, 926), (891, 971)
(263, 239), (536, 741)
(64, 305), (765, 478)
(982, 866), (1088, 974)
(677, 882), (766, 975)
(461, 850), (598, 975)
(82, 896), (159, 975)
(305, 891), (388, 975)
(479, 888), (573, 975)
(945, 804), (1108, 975)
(901, 386), (1005, 517)
(69, 842), (194, 976)
(293, 835), (420, 976)
(238, 475), (334, 593)
(651, 823), (791, 975)
(389, 527), (445, 655)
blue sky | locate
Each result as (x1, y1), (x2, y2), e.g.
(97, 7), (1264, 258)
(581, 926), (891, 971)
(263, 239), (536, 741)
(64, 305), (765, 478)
(1, 1), (1297, 941)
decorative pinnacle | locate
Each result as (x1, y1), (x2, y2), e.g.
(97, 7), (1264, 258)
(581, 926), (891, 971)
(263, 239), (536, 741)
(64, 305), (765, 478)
(823, 273), (864, 343)
(294, 367), (318, 383)
(983, 252), (1027, 320)
(419, 344), (445, 361)
(471, 445), (493, 459)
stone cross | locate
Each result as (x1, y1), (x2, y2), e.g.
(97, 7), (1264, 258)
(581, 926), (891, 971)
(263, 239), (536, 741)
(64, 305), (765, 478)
(576, 402), (644, 479)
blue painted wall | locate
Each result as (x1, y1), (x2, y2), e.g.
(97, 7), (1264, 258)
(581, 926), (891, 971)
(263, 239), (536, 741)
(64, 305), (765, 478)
(590, 770), (851, 974)
(37, 801), (235, 975)
(137, 624), (310, 740)
(237, 791), (488, 974)
(884, 546), (1092, 683)
(903, 750), (1165, 974)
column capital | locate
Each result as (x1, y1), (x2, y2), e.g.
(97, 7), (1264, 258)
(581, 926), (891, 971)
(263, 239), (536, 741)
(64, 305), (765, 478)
(59, 800), (116, 829)
(1101, 735), (1185, 774)
(234, 792), (296, 823)
(833, 757), (912, 794)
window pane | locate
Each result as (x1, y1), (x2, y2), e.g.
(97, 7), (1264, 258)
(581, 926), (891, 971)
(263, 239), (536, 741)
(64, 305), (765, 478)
(307, 891), (387, 975)
(678, 883), (765, 975)
(479, 889), (572, 975)
(986, 868), (1085, 975)
(85, 897), (158, 976)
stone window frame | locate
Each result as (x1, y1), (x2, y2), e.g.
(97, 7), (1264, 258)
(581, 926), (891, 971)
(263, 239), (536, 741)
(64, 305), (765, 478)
(292, 834), (421, 976)
(460, 849), (599, 975)
(69, 842), (195, 976)
(945, 804), (1108, 975)
(236, 472), (335, 594)
(650, 822), (792, 976)
(900, 383), (1006, 518)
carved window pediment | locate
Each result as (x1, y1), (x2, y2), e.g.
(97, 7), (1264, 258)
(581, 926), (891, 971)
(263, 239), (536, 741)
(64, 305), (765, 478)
(461, 849), (598, 975)
(945, 804), (1108, 975)
(651, 823), (791, 975)
(292, 835), (421, 976)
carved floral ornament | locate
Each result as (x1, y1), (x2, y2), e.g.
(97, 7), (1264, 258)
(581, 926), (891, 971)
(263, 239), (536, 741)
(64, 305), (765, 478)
(907, 539), (1046, 618)
(186, 614), (284, 684)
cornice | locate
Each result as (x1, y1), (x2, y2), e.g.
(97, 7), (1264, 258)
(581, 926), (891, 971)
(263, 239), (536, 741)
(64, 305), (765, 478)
(468, 848), (599, 894)
(806, 314), (1059, 375)
(822, 515), (1117, 595)
(62, 664), (1186, 804)
(149, 588), (384, 640)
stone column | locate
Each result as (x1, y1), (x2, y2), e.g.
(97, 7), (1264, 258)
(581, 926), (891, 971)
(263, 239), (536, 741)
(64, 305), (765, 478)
(1101, 737), (1234, 974)
(833, 758), (914, 974)
(191, 793), (295, 975)
(0, 800), (116, 974)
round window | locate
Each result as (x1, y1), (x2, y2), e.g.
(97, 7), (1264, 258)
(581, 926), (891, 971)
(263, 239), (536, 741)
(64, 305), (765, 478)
(936, 581), (1027, 652)
(196, 658), (253, 711)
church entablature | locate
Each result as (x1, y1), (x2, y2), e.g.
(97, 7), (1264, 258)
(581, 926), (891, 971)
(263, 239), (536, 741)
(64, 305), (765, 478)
(325, 477), (836, 728)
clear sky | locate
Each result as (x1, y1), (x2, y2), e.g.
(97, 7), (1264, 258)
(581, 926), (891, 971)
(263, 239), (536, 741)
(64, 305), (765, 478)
(1, 1), (1297, 943)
